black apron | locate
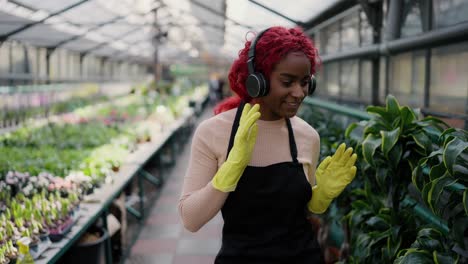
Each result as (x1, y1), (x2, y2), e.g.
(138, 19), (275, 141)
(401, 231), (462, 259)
(215, 102), (324, 264)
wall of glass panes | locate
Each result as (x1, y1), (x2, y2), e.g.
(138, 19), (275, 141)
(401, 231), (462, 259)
(0, 40), (149, 85)
(313, 8), (373, 104)
(387, 51), (426, 107)
(37, 48), (47, 80)
(433, 0), (468, 28)
(311, 0), (468, 127)
(0, 42), (10, 77)
(430, 42), (468, 116)
(400, 0), (423, 38)
(341, 60), (359, 101)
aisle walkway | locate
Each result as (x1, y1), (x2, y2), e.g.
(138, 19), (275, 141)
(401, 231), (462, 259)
(125, 104), (223, 264)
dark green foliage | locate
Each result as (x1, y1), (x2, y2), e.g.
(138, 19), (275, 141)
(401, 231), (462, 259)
(301, 95), (467, 263)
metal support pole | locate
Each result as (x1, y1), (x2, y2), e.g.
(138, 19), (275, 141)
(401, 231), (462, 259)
(421, 0), (433, 109)
(384, 56), (390, 99)
(170, 137), (177, 166)
(363, 0), (383, 105)
(137, 170), (145, 221)
(79, 53), (86, 80)
(386, 0), (403, 41)
(125, 206), (142, 220)
(371, 58), (380, 105)
(155, 152), (165, 185)
(46, 48), (55, 84)
(8, 43), (13, 86)
(139, 169), (162, 187)
(338, 18), (343, 102)
(101, 209), (113, 264)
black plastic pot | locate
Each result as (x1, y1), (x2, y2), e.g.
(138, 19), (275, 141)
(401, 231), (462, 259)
(63, 226), (109, 264)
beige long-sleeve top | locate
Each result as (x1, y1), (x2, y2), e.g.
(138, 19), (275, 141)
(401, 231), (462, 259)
(178, 107), (320, 232)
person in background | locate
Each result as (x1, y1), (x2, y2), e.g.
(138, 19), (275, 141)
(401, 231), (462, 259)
(217, 77), (225, 101)
(179, 26), (357, 263)
(209, 73), (221, 105)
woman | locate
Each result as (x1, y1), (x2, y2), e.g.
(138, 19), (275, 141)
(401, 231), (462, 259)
(179, 26), (357, 263)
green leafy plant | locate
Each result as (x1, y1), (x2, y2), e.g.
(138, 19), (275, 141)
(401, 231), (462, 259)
(342, 95), (465, 262)
(394, 228), (459, 263)
(412, 128), (468, 257)
(298, 105), (349, 157)
(298, 104), (359, 255)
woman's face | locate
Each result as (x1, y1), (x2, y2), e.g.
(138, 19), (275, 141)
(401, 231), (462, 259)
(256, 51), (311, 121)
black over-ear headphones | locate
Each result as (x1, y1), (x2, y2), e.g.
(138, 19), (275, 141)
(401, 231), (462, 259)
(245, 28), (317, 98)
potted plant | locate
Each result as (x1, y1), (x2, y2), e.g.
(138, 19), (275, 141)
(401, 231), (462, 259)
(395, 228), (460, 263)
(341, 95), (463, 262)
(0, 246), (10, 264)
(4, 241), (18, 264)
(411, 128), (468, 259)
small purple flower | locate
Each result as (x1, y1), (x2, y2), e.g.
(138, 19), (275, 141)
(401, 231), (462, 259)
(5, 171), (18, 185)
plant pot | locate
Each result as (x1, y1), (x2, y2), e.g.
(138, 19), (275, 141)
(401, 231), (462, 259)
(49, 217), (75, 242)
(29, 236), (40, 253)
(39, 230), (50, 242)
(63, 226), (109, 264)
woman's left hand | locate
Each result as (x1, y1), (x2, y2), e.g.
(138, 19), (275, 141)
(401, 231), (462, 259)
(307, 143), (357, 214)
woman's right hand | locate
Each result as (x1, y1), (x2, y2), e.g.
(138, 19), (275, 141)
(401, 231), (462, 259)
(212, 103), (260, 192)
(227, 103), (260, 166)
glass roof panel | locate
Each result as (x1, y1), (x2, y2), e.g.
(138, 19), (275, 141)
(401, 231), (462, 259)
(61, 37), (100, 52)
(136, 42), (154, 53)
(247, 0), (340, 23)
(0, 10), (31, 35)
(118, 27), (152, 44)
(11, 24), (75, 47)
(89, 46), (119, 57)
(59, 1), (119, 26)
(14, 0), (82, 13)
(1, 0), (342, 63)
(220, 0), (342, 58)
(93, 22), (137, 39)
(189, 0), (225, 45)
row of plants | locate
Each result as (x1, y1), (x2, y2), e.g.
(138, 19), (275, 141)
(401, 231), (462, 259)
(0, 84), (105, 127)
(0, 90), (188, 178)
(300, 95), (467, 263)
(0, 188), (81, 264)
(0, 82), (208, 263)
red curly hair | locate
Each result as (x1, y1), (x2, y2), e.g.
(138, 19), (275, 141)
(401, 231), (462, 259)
(214, 26), (320, 115)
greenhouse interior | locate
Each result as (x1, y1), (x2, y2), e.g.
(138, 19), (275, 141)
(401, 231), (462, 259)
(0, 0), (467, 263)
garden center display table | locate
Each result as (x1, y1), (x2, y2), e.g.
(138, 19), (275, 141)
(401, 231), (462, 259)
(35, 109), (195, 264)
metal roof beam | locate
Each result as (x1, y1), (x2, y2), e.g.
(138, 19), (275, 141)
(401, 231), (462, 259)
(109, 31), (163, 59)
(162, 19), (225, 32)
(188, 0), (251, 30)
(81, 23), (156, 55)
(0, 0), (90, 42)
(320, 20), (468, 63)
(247, 0), (304, 26)
(50, 15), (124, 49)
(50, 6), (157, 49)
(302, 0), (357, 30)
(81, 28), (137, 54)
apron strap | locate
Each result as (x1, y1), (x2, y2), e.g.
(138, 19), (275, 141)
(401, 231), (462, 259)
(286, 118), (299, 163)
(226, 101), (245, 160)
(225, 101), (299, 164)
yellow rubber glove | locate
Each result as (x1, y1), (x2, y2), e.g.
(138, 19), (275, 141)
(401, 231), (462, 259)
(308, 143), (357, 214)
(212, 103), (260, 192)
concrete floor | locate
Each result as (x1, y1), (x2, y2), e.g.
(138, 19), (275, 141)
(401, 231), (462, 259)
(125, 104), (223, 264)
